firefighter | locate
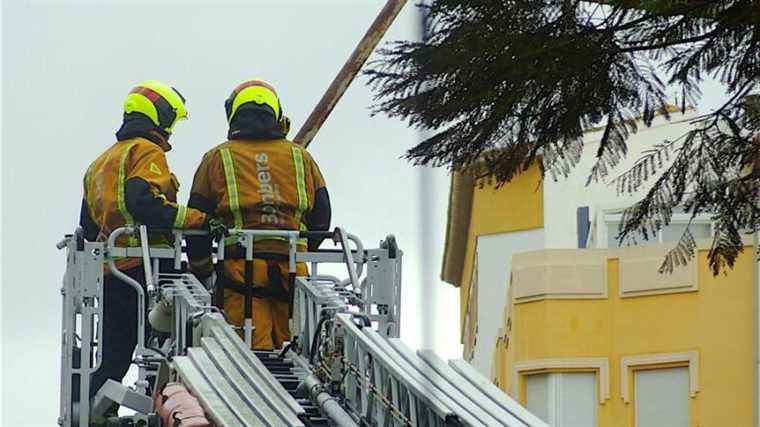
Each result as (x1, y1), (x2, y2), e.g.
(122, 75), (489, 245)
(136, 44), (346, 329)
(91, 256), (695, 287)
(187, 78), (331, 350)
(76, 80), (224, 407)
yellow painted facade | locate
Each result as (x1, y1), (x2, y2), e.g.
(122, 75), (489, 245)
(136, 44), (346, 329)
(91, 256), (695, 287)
(494, 249), (755, 426)
(449, 156), (756, 426)
(458, 164), (544, 326)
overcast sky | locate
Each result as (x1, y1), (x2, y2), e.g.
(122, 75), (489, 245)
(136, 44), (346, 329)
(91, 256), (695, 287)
(1, 1), (736, 425)
(1, 1), (459, 424)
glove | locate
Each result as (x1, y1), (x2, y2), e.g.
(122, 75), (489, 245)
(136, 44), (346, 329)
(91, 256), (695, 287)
(205, 217), (228, 242)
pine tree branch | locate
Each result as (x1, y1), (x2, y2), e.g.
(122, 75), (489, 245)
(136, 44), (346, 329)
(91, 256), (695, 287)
(368, 0), (760, 274)
(618, 30), (718, 53)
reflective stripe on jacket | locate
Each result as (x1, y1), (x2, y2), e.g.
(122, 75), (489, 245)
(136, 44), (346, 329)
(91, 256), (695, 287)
(187, 139), (328, 278)
(82, 137), (206, 269)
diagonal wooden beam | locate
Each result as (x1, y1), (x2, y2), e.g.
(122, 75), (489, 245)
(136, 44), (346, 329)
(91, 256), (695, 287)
(294, 0), (408, 148)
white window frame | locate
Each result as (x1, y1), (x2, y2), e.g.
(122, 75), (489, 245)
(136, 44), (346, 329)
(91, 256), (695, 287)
(591, 204), (713, 249)
(620, 351), (699, 404)
(524, 371), (599, 427)
(513, 357), (610, 404)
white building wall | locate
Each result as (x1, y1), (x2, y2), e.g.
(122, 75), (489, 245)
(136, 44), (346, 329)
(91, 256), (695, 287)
(473, 229), (545, 376)
(543, 111), (701, 249)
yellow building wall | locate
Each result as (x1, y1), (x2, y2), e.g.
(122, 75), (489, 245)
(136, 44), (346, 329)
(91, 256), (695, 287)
(458, 164), (544, 328)
(500, 248), (755, 427)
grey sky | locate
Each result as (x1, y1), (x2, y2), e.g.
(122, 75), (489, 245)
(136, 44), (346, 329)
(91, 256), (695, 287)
(2, 1), (458, 424)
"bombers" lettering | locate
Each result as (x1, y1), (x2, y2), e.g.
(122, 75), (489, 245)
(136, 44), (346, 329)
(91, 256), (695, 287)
(255, 153), (283, 225)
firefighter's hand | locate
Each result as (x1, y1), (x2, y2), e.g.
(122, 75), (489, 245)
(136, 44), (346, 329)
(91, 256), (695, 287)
(205, 217), (228, 242)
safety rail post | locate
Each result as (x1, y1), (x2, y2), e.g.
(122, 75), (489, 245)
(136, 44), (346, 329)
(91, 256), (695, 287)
(57, 230), (107, 427)
(173, 230), (183, 271)
(288, 234), (298, 320)
(58, 235), (75, 427)
(335, 228), (362, 292)
(106, 227), (150, 360)
(215, 231), (227, 310)
(244, 233), (254, 347)
(138, 225), (155, 294)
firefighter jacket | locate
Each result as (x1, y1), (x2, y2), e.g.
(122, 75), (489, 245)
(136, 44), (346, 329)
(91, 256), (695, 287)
(186, 138), (331, 279)
(79, 137), (207, 270)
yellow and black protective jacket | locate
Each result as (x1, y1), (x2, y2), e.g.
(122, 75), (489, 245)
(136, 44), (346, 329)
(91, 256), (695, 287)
(79, 135), (207, 270)
(186, 136), (331, 280)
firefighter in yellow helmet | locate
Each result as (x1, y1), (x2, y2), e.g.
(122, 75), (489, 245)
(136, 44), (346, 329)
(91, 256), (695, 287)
(75, 80), (225, 409)
(187, 78), (331, 350)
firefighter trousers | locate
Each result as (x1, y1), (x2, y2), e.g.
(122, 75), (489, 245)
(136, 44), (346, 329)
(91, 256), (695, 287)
(220, 259), (307, 351)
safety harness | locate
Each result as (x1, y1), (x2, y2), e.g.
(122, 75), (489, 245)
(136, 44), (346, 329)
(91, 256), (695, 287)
(212, 244), (293, 309)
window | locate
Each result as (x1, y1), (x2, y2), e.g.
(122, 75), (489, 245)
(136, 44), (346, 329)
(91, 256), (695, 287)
(661, 223), (711, 243)
(635, 367), (690, 427)
(525, 372), (597, 427)
(604, 216), (712, 249)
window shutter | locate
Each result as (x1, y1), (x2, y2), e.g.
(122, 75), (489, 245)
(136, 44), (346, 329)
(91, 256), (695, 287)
(577, 206), (590, 248)
(635, 367), (689, 427)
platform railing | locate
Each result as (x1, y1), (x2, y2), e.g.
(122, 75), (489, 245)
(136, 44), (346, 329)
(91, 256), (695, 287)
(57, 224), (397, 426)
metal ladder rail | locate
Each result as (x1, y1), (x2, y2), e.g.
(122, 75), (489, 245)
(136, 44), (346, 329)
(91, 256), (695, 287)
(173, 356), (247, 426)
(293, 276), (350, 360)
(336, 313), (464, 426)
(363, 331), (501, 426)
(157, 272), (213, 355)
(167, 282), (306, 426)
(380, 338), (507, 426)
(414, 350), (535, 427)
(447, 360), (548, 427)
(293, 265), (545, 427)
(205, 320), (307, 419)
(256, 350), (347, 426)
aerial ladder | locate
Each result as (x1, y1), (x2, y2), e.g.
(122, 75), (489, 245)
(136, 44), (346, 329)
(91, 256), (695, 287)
(58, 225), (545, 426)
(57, 1), (549, 425)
